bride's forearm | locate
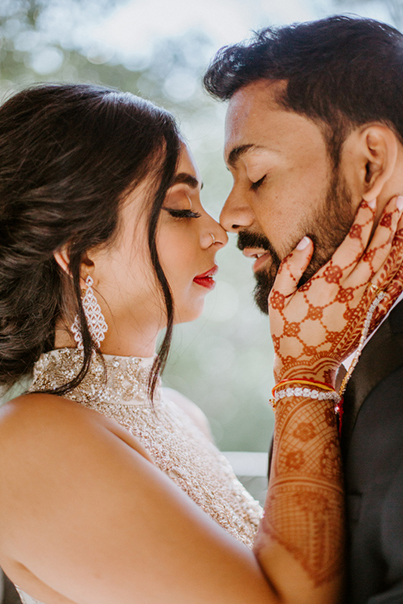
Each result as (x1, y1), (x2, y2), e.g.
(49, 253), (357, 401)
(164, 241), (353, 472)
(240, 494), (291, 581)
(253, 395), (344, 604)
(250, 196), (403, 604)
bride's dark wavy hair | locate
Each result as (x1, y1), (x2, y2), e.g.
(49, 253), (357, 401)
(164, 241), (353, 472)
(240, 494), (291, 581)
(0, 83), (181, 399)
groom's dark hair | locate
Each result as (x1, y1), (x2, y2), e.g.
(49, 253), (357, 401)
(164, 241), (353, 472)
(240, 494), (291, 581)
(204, 15), (403, 167)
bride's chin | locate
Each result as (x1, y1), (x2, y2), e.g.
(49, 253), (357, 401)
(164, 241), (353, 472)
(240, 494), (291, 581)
(173, 304), (205, 325)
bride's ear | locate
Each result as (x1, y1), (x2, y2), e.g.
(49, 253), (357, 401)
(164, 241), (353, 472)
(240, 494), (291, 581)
(346, 124), (398, 202)
(54, 246), (71, 276)
(54, 247), (94, 282)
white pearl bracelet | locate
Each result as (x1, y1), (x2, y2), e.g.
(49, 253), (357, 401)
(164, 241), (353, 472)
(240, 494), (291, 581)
(273, 386), (341, 404)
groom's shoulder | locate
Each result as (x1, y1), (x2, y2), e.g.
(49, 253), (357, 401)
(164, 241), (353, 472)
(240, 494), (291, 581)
(342, 299), (403, 448)
(346, 363), (403, 479)
(344, 302), (403, 603)
(343, 310), (403, 496)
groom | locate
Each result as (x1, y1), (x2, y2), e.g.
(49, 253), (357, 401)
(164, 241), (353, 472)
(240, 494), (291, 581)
(204, 16), (403, 604)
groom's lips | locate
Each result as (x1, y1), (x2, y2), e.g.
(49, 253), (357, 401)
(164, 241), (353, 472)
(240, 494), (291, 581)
(242, 248), (271, 273)
(193, 265), (218, 290)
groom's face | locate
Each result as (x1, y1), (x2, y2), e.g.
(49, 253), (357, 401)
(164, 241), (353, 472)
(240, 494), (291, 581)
(221, 80), (355, 313)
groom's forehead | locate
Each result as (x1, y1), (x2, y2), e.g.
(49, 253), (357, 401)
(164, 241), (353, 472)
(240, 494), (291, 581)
(224, 81), (327, 167)
(225, 80), (281, 133)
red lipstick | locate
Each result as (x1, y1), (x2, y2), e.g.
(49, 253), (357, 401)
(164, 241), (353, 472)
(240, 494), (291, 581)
(193, 265), (218, 290)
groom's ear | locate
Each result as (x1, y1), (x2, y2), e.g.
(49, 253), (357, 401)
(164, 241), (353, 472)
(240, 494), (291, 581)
(342, 124), (398, 201)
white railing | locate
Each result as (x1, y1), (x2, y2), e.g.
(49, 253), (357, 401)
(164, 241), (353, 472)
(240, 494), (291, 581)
(223, 451), (268, 506)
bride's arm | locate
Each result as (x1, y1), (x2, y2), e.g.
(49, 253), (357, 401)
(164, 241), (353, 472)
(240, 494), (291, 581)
(254, 390), (343, 603)
(0, 392), (342, 604)
(0, 395), (281, 604)
(256, 196), (403, 603)
(0, 198), (401, 604)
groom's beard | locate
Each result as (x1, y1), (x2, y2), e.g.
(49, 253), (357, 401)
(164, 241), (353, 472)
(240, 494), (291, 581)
(237, 172), (355, 314)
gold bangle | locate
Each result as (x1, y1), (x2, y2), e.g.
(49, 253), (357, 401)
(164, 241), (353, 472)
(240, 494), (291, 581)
(272, 379), (335, 395)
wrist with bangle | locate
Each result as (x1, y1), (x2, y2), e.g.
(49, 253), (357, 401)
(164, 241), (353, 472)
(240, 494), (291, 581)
(270, 287), (386, 421)
(271, 378), (342, 413)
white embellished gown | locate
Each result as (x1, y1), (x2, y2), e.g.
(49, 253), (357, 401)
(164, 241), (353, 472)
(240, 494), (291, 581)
(14, 348), (263, 604)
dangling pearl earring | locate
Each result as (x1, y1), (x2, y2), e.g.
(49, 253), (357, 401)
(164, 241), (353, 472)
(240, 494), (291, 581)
(71, 275), (108, 350)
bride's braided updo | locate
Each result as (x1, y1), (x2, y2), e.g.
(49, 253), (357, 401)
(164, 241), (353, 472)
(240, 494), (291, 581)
(0, 83), (181, 398)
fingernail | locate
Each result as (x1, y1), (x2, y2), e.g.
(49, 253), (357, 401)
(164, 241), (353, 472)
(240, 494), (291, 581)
(368, 198), (376, 209)
(296, 236), (310, 250)
(397, 196), (403, 211)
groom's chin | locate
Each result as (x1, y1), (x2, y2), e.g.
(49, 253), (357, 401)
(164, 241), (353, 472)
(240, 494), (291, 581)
(253, 270), (275, 315)
(253, 250), (333, 314)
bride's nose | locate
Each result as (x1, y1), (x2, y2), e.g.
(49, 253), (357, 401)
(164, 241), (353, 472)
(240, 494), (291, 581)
(201, 220), (228, 249)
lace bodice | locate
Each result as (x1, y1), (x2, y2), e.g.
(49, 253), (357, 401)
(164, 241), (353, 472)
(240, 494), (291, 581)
(16, 348), (263, 604)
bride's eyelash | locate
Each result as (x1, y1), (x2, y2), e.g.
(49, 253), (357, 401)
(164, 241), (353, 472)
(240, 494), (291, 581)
(251, 175), (266, 190)
(163, 208), (202, 219)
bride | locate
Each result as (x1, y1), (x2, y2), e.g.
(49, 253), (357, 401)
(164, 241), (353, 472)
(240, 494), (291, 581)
(0, 83), (402, 604)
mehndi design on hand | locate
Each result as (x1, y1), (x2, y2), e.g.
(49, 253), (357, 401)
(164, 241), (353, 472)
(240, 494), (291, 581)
(255, 196), (403, 588)
(270, 196), (403, 385)
(255, 396), (344, 586)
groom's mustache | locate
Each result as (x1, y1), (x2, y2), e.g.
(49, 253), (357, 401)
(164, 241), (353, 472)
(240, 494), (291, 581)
(236, 230), (281, 267)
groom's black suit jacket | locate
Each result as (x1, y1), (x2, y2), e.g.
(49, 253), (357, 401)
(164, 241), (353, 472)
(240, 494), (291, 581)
(342, 298), (403, 604)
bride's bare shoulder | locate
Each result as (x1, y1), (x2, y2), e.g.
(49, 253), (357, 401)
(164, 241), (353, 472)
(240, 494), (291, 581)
(0, 392), (105, 437)
(1, 391), (88, 417)
(0, 392), (152, 461)
(0, 395), (271, 604)
(0, 392), (84, 438)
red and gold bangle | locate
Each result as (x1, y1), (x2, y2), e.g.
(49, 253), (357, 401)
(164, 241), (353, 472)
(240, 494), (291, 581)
(273, 378), (335, 394)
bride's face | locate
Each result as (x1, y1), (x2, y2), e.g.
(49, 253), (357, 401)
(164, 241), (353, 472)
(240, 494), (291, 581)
(89, 144), (227, 352)
(157, 144), (228, 323)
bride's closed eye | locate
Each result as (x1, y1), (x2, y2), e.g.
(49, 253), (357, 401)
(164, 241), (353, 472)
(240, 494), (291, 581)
(163, 208), (201, 219)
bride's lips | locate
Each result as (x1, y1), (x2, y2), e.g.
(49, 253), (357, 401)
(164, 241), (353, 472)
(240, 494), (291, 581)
(193, 265), (218, 290)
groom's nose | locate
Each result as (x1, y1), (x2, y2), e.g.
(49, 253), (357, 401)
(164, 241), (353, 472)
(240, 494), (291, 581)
(220, 189), (255, 233)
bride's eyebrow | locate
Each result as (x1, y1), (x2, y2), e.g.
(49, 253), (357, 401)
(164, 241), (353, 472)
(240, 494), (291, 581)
(172, 172), (203, 189)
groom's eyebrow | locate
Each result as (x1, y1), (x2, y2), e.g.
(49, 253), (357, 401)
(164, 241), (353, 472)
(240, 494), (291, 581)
(227, 144), (264, 168)
(172, 173), (203, 189)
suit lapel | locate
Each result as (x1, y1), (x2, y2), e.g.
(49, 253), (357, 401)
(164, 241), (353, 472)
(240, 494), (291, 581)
(341, 300), (403, 454)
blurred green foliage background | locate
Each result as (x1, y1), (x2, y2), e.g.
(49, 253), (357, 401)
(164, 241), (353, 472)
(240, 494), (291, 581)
(1, 0), (401, 451)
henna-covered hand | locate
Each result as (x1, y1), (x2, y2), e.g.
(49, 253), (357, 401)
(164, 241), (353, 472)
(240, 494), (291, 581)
(254, 199), (403, 600)
(270, 196), (403, 385)
(255, 197), (403, 599)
